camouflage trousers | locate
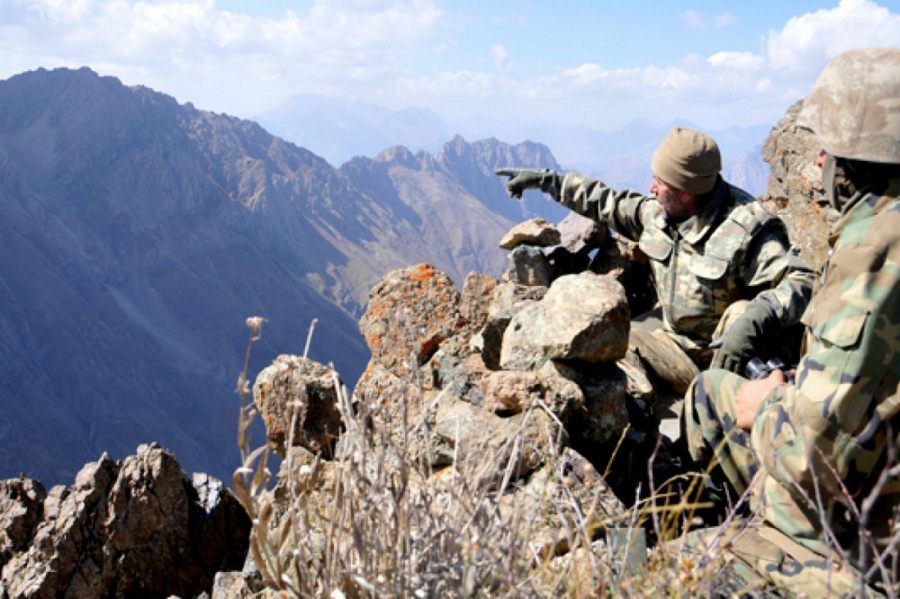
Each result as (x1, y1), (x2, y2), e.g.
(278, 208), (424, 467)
(628, 301), (749, 395)
(680, 370), (882, 597)
(674, 518), (878, 597)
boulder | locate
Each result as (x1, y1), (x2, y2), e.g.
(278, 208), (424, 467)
(500, 273), (629, 370)
(430, 398), (562, 486)
(359, 263), (463, 377)
(457, 271), (500, 339)
(252, 355), (344, 457)
(555, 212), (606, 253)
(481, 368), (583, 425)
(502, 447), (624, 557)
(501, 245), (552, 287)
(480, 283), (547, 370)
(499, 217), (562, 249)
(352, 359), (435, 459)
(421, 337), (488, 406)
(543, 361), (629, 445)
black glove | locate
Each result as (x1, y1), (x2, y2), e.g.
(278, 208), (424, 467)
(494, 168), (561, 199)
(710, 300), (779, 374)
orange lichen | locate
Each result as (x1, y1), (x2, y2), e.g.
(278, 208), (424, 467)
(408, 263), (436, 282)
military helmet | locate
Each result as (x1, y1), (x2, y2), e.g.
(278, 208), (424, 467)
(798, 47), (900, 164)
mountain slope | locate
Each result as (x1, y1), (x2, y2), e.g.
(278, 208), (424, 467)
(0, 68), (372, 483)
(0, 67), (567, 484)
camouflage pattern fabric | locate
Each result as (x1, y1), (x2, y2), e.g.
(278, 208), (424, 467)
(556, 173), (814, 347)
(683, 181), (900, 592)
(676, 519), (874, 597)
(629, 302), (750, 394)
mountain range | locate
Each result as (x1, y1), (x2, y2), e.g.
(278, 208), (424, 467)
(259, 94), (773, 196)
(0, 67), (566, 484)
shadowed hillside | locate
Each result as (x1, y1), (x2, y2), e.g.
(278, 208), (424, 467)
(0, 67), (566, 484)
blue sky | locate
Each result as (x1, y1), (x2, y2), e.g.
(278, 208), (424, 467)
(2, 0), (899, 134)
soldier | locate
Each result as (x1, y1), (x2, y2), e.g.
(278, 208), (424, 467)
(681, 47), (900, 595)
(496, 128), (814, 393)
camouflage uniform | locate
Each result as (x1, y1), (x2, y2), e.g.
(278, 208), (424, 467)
(556, 173), (813, 390)
(681, 47), (900, 595)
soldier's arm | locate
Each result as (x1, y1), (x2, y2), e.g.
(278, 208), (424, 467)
(556, 172), (651, 242)
(739, 223), (815, 326)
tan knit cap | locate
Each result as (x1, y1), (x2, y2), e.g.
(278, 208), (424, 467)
(651, 127), (721, 195)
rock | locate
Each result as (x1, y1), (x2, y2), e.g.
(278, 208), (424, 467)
(0, 476), (45, 570)
(252, 355), (344, 457)
(500, 273), (629, 370)
(359, 263), (463, 378)
(211, 571), (255, 599)
(761, 99), (834, 271)
(589, 234), (656, 317)
(617, 357), (655, 405)
(430, 398), (562, 486)
(503, 447), (624, 557)
(352, 359), (434, 459)
(501, 245), (552, 287)
(457, 271), (500, 339)
(481, 369), (583, 425)
(421, 338), (488, 406)
(0, 445), (250, 599)
(480, 283), (547, 370)
(190, 472), (253, 577)
(555, 212), (607, 254)
(543, 361), (629, 445)
(499, 217), (562, 249)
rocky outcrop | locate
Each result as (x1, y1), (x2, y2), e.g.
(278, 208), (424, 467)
(0, 444), (250, 598)
(761, 99), (833, 271)
(252, 355), (345, 457)
(359, 264), (464, 377)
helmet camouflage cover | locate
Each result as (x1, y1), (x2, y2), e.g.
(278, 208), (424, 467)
(798, 47), (900, 164)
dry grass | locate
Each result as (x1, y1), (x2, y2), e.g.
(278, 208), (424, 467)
(230, 318), (898, 598)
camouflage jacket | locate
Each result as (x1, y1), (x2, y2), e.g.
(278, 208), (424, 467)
(751, 179), (900, 561)
(556, 173), (814, 347)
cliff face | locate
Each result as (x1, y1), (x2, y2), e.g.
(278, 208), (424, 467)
(0, 67), (565, 484)
(760, 99), (833, 271)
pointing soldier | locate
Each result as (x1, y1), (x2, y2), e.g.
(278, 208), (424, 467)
(681, 47), (900, 595)
(497, 128), (814, 393)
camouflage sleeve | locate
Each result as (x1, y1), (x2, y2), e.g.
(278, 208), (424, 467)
(750, 196), (900, 506)
(739, 223), (815, 326)
(557, 172), (651, 242)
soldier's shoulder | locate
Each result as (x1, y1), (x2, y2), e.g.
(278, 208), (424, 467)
(723, 186), (783, 235)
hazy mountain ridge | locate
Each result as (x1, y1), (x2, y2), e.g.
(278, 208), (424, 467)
(256, 94), (451, 167)
(259, 94), (772, 197)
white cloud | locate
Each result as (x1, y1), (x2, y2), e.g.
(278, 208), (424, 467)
(681, 10), (736, 29)
(490, 43), (509, 70)
(707, 51), (764, 71)
(766, 0), (900, 73)
(0, 0), (443, 115)
(714, 12), (736, 28)
(681, 10), (705, 29)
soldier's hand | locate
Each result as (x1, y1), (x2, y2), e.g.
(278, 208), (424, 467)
(735, 369), (785, 430)
(495, 168), (560, 199)
(710, 300), (779, 374)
